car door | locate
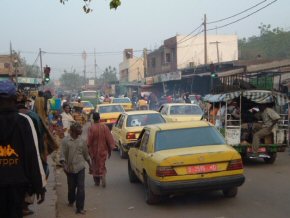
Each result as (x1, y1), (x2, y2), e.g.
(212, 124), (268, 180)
(135, 130), (150, 181)
(111, 114), (125, 146)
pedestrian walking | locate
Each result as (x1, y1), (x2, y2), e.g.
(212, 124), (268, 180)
(87, 112), (115, 187)
(0, 80), (45, 218)
(61, 103), (75, 136)
(60, 122), (91, 215)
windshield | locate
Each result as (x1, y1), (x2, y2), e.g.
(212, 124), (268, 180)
(81, 91), (97, 98)
(127, 114), (165, 127)
(98, 105), (124, 113)
(170, 105), (203, 115)
(155, 126), (225, 151)
(112, 98), (131, 103)
(82, 101), (93, 107)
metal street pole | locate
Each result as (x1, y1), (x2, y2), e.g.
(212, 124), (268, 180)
(82, 50), (87, 89)
(204, 14), (208, 65)
(39, 48), (44, 89)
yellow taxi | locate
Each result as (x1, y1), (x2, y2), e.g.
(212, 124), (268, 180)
(111, 97), (133, 111)
(159, 103), (203, 122)
(128, 121), (245, 204)
(95, 103), (125, 129)
(81, 101), (94, 119)
(111, 110), (166, 159)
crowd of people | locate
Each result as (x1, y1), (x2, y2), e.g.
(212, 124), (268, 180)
(0, 80), (115, 217)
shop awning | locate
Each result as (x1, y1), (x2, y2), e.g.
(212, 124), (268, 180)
(203, 90), (289, 106)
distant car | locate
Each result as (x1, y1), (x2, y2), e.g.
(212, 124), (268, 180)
(95, 103), (125, 129)
(111, 110), (166, 158)
(81, 101), (94, 120)
(128, 121), (245, 204)
(111, 97), (133, 111)
(159, 103), (203, 122)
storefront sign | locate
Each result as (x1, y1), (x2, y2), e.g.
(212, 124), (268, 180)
(17, 77), (42, 85)
(153, 71), (181, 83)
(145, 77), (154, 85)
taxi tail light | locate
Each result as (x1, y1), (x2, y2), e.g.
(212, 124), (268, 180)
(100, 119), (107, 123)
(227, 159), (243, 171)
(156, 166), (177, 177)
(126, 132), (137, 139)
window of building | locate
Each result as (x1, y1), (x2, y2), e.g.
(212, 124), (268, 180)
(165, 53), (171, 63)
(151, 58), (156, 68)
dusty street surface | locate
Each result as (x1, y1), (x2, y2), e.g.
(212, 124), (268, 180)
(56, 134), (290, 218)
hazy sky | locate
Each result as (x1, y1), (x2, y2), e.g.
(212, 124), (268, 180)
(1, 0), (289, 79)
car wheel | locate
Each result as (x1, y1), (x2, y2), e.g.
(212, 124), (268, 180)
(223, 187), (238, 198)
(144, 174), (161, 204)
(264, 152), (277, 164)
(128, 160), (139, 183)
(119, 143), (128, 159)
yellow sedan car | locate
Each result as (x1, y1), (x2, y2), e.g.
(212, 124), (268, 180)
(95, 103), (125, 129)
(81, 100), (94, 120)
(111, 97), (133, 111)
(128, 121), (245, 204)
(111, 110), (166, 159)
(159, 103), (203, 122)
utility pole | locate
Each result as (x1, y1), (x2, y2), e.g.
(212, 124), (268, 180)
(143, 48), (147, 78)
(94, 48), (97, 82)
(204, 14), (208, 65)
(210, 41), (221, 64)
(39, 48), (43, 84)
(82, 50), (87, 89)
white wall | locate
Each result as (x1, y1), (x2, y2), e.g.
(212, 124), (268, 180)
(119, 57), (144, 82)
(176, 35), (238, 69)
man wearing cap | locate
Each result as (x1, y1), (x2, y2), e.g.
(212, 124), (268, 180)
(0, 80), (45, 217)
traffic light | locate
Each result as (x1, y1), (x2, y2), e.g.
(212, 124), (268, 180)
(44, 66), (51, 83)
(209, 63), (217, 78)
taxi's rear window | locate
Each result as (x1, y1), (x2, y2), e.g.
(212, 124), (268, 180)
(155, 127), (225, 151)
(112, 98), (131, 103)
(127, 114), (165, 127)
(99, 105), (124, 113)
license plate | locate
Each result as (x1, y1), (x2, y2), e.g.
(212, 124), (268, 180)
(247, 147), (266, 152)
(187, 164), (218, 174)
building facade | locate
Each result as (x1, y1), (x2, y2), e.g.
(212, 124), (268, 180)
(119, 49), (145, 83)
(147, 34), (238, 77)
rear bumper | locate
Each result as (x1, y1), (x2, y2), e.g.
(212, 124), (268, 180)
(148, 175), (245, 195)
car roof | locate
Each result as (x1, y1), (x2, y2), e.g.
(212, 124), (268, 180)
(146, 121), (212, 131)
(98, 103), (123, 107)
(124, 110), (160, 115)
(162, 103), (200, 106)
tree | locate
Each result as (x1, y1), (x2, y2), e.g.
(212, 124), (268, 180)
(239, 24), (290, 60)
(100, 66), (117, 83)
(60, 0), (121, 13)
(59, 70), (84, 91)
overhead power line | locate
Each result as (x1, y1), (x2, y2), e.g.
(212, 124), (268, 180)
(176, 23), (203, 44)
(207, 0), (278, 32)
(207, 0), (268, 25)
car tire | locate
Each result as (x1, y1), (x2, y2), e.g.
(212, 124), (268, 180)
(264, 152), (277, 164)
(144, 174), (161, 205)
(128, 160), (139, 183)
(223, 187), (238, 198)
(119, 143), (128, 159)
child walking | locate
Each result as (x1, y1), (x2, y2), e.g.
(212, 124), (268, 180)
(60, 122), (91, 214)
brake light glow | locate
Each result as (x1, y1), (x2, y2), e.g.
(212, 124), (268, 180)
(126, 132), (137, 140)
(227, 159), (243, 171)
(100, 119), (107, 123)
(156, 166), (177, 177)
